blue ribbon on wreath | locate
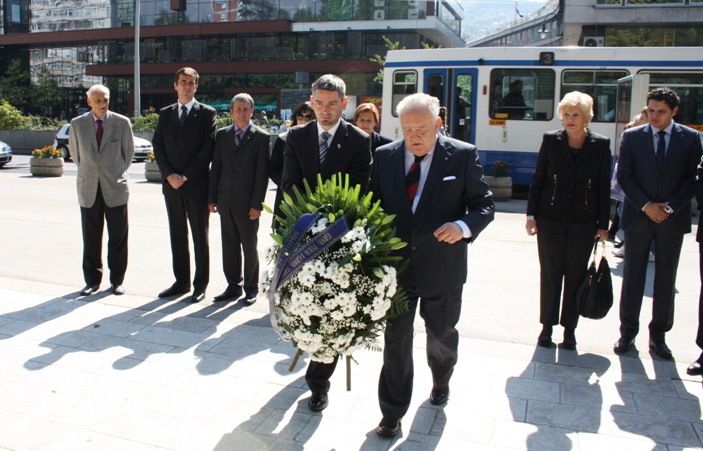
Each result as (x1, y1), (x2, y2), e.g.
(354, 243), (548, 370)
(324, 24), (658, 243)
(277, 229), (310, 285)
(268, 212), (350, 334)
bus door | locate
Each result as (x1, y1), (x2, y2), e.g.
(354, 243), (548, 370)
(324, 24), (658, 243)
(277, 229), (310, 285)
(450, 69), (477, 144)
(615, 74), (649, 155)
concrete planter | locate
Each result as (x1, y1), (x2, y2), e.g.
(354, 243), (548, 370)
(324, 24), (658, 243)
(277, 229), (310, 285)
(30, 157), (64, 177)
(145, 160), (162, 183)
(485, 176), (512, 201)
(0, 130), (57, 154)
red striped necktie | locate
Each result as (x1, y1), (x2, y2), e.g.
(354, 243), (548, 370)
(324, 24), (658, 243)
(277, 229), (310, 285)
(406, 154), (426, 203)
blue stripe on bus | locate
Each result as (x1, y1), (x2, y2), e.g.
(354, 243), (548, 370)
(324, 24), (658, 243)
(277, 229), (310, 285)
(385, 59), (703, 68)
(479, 149), (615, 186)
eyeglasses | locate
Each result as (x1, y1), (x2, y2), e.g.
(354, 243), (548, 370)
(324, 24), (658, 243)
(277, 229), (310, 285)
(296, 114), (313, 120)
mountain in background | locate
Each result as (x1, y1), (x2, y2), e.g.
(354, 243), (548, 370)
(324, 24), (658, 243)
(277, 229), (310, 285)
(459, 0), (549, 45)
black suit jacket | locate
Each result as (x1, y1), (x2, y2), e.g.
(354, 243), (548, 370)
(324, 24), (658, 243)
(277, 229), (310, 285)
(617, 123), (702, 235)
(209, 124), (269, 214)
(527, 130), (612, 229)
(370, 135), (495, 293)
(281, 120), (372, 194)
(371, 131), (393, 152)
(152, 101), (217, 197)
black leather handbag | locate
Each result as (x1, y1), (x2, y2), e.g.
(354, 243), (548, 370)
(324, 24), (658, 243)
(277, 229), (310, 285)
(576, 241), (613, 319)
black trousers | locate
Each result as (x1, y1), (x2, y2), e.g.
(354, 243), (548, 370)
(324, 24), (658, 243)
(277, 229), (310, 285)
(619, 224), (683, 341)
(536, 218), (595, 329)
(80, 185), (128, 286)
(305, 358), (339, 394)
(378, 285), (463, 421)
(163, 190), (209, 291)
(220, 207), (259, 292)
(697, 242), (703, 350)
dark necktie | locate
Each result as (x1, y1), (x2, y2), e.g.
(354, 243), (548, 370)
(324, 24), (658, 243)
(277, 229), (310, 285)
(96, 119), (103, 148)
(406, 154), (426, 203)
(319, 131), (331, 163)
(235, 128), (243, 147)
(656, 130), (667, 169)
(179, 105), (188, 123)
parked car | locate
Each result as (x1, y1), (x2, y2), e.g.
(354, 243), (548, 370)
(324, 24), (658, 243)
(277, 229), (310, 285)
(0, 140), (12, 167)
(53, 124), (153, 162)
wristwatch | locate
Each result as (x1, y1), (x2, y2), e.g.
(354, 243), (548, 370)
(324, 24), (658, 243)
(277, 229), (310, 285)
(663, 205), (674, 215)
(526, 215), (535, 220)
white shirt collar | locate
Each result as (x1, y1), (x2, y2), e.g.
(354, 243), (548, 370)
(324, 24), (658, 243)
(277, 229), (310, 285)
(317, 119), (342, 139)
(178, 99), (196, 112)
(651, 120), (674, 135)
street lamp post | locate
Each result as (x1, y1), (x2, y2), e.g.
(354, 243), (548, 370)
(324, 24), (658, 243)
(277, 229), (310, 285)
(134, 0), (141, 117)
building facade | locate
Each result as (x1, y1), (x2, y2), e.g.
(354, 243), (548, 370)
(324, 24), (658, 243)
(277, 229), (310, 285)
(469, 0), (703, 48)
(0, 0), (464, 117)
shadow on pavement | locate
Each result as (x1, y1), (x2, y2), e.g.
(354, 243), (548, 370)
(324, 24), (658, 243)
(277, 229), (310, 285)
(611, 353), (702, 449)
(507, 345), (610, 450)
(0, 291), (104, 340)
(213, 376), (316, 450)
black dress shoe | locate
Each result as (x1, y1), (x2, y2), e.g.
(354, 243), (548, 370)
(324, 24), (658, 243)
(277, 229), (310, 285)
(613, 336), (635, 354)
(80, 284), (99, 296)
(307, 392), (328, 412)
(537, 325), (554, 348)
(687, 354), (703, 376)
(190, 289), (206, 303)
(375, 418), (401, 437)
(213, 287), (242, 303)
(561, 327), (577, 350)
(243, 290), (258, 305)
(158, 284), (190, 298)
(429, 387), (449, 406)
(649, 339), (673, 360)
(111, 284), (125, 296)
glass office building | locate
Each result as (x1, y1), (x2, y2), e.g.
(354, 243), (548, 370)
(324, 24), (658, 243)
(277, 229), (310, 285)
(0, 0), (464, 116)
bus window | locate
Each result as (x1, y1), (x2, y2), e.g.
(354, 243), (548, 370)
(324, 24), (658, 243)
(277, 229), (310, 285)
(392, 70), (417, 117)
(490, 69), (555, 120)
(646, 72), (703, 129)
(561, 70), (628, 122)
(453, 74), (472, 142)
(428, 74), (446, 107)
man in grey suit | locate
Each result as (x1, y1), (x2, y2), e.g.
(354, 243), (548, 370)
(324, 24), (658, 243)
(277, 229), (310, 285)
(371, 93), (494, 437)
(614, 87), (703, 360)
(208, 93), (269, 304)
(69, 84), (134, 296)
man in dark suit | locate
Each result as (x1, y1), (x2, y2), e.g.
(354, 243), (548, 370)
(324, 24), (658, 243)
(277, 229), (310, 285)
(614, 87), (703, 360)
(153, 67), (217, 303)
(687, 154), (703, 376)
(371, 93), (494, 437)
(69, 84), (134, 296)
(208, 93), (269, 304)
(280, 74), (372, 412)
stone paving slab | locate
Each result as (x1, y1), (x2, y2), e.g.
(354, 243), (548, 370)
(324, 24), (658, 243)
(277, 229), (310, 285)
(0, 283), (702, 451)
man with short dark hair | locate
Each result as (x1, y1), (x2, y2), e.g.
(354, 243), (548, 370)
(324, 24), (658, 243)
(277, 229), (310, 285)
(153, 67), (217, 303)
(280, 74), (372, 412)
(614, 87), (703, 360)
(70, 84), (134, 296)
(208, 93), (269, 304)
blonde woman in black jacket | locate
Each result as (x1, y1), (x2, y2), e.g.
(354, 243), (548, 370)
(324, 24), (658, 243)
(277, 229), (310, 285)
(525, 91), (612, 349)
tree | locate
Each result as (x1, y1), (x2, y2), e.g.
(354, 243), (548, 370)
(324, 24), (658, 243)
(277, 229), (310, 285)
(0, 59), (31, 109)
(370, 36), (404, 86)
(31, 68), (62, 116)
(0, 100), (30, 129)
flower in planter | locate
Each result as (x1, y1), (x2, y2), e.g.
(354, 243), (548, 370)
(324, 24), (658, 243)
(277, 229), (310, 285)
(492, 160), (511, 177)
(32, 145), (62, 159)
(145, 150), (156, 162)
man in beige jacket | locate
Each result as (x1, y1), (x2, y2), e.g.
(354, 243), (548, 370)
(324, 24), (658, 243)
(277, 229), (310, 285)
(69, 84), (134, 296)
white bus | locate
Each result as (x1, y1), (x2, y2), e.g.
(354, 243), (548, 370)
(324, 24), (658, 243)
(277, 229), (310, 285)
(380, 46), (703, 186)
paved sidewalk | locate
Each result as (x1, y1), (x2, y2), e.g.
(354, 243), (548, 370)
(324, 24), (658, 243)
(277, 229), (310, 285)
(0, 278), (701, 450)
